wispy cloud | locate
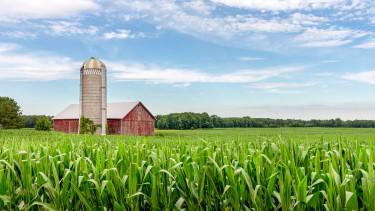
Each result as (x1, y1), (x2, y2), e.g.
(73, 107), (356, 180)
(290, 13), (328, 26)
(0, 43), (19, 52)
(343, 70), (375, 84)
(0, 0), (98, 20)
(295, 28), (368, 47)
(0, 0), (372, 52)
(248, 82), (316, 93)
(182, 0), (214, 15)
(321, 60), (340, 64)
(115, 1), (314, 39)
(113, 1), (373, 51)
(47, 21), (98, 36)
(0, 43), (303, 84)
(0, 31), (37, 39)
(102, 29), (145, 40)
(0, 43), (78, 80)
(353, 40), (375, 49)
(238, 57), (264, 61)
(110, 61), (302, 84)
(210, 0), (344, 11)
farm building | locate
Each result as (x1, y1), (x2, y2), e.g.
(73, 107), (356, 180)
(53, 102), (155, 135)
(53, 57), (155, 136)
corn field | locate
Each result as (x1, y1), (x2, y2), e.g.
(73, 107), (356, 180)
(0, 129), (375, 210)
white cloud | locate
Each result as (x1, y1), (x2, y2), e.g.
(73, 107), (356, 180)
(47, 21), (98, 36)
(114, 1), (372, 51)
(295, 28), (368, 47)
(102, 29), (145, 40)
(321, 60), (340, 64)
(343, 70), (375, 84)
(116, 1), (303, 40)
(110, 1), (375, 52)
(353, 40), (375, 49)
(1, 21), (99, 38)
(290, 13), (328, 26)
(182, 0), (214, 15)
(211, 0), (344, 11)
(0, 43), (78, 80)
(238, 57), (264, 61)
(0, 0), (98, 20)
(227, 16), (301, 33)
(0, 43), (19, 52)
(110, 61), (302, 84)
(0, 43), (302, 83)
(0, 31), (37, 39)
(248, 82), (316, 93)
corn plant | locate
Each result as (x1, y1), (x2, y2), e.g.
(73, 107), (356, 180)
(0, 129), (374, 210)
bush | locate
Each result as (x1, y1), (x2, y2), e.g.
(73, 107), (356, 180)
(23, 115), (52, 128)
(79, 116), (97, 134)
(35, 116), (52, 131)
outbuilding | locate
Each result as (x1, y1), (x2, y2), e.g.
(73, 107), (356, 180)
(53, 102), (155, 136)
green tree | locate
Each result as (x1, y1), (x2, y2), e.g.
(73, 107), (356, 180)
(79, 116), (97, 134)
(0, 97), (23, 129)
(35, 116), (52, 131)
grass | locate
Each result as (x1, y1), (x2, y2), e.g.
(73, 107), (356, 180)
(0, 128), (375, 210)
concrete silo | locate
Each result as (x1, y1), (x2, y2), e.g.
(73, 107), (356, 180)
(79, 57), (107, 135)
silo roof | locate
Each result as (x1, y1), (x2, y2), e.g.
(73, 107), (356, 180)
(53, 101), (152, 120)
(82, 57), (106, 69)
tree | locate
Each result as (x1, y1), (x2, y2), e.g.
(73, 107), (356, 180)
(35, 116), (52, 131)
(0, 97), (23, 129)
(79, 116), (97, 134)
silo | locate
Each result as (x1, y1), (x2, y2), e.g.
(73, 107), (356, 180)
(79, 57), (107, 135)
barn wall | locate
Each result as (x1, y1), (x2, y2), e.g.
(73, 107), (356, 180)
(53, 119), (79, 134)
(123, 104), (155, 136)
(107, 119), (121, 134)
(123, 120), (154, 136)
(53, 103), (155, 136)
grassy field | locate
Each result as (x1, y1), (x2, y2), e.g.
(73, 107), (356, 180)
(0, 128), (375, 210)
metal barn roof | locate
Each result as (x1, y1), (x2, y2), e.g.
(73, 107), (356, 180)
(53, 102), (140, 120)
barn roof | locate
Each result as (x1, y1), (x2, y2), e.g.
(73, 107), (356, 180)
(53, 102), (154, 120)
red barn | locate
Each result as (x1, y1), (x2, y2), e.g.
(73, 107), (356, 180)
(53, 102), (155, 136)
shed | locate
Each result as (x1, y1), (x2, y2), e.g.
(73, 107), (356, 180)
(53, 102), (155, 136)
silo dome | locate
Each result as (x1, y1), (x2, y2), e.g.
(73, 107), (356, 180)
(82, 57), (106, 69)
(79, 57), (107, 135)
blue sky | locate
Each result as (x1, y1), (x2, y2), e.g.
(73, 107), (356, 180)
(1, 0), (375, 119)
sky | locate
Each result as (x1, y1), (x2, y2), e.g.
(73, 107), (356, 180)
(0, 0), (375, 120)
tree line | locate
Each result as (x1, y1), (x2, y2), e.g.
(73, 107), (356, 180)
(156, 112), (375, 129)
(3, 96), (375, 130)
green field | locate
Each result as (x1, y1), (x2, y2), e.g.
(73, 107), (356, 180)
(0, 128), (375, 210)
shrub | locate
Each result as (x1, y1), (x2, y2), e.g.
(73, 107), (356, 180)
(79, 116), (97, 134)
(23, 115), (52, 128)
(35, 116), (52, 131)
